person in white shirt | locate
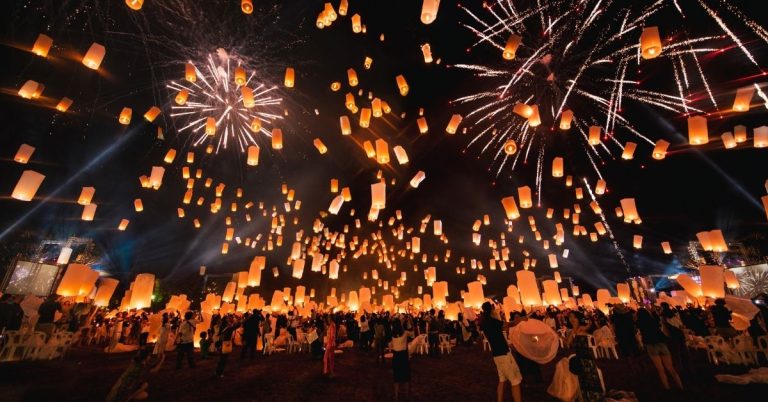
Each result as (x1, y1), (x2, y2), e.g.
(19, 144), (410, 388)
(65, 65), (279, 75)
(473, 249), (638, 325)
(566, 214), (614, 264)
(175, 311), (199, 369)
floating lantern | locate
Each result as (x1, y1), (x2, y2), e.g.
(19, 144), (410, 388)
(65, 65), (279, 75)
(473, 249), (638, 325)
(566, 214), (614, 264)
(94, 278), (119, 307)
(129, 273), (155, 310)
(118, 219), (129, 230)
(588, 126), (601, 145)
(513, 103), (533, 118)
(552, 157), (564, 177)
(559, 110), (573, 130)
(340, 115), (352, 135)
(640, 26), (662, 59)
(14, 144), (35, 164)
(284, 67), (295, 88)
(347, 68), (358, 87)
(755, 126), (768, 148)
(652, 139), (669, 160)
(617, 283), (630, 303)
(393, 146), (409, 164)
(11, 170), (45, 201)
(17, 80), (39, 99)
(518, 186), (532, 208)
(272, 128), (283, 149)
(56, 97), (73, 112)
(125, 0), (144, 10)
(622, 142), (637, 160)
(446, 114), (462, 134)
(78, 187), (95, 205)
(732, 86), (754, 112)
(421, 43), (433, 63)
(241, 0), (253, 14)
(81, 204), (97, 221)
(633, 235), (642, 249)
(359, 108), (371, 127)
(517, 270), (542, 308)
(548, 254), (558, 269)
(396, 75), (409, 96)
(734, 125), (747, 143)
(688, 116), (709, 145)
(144, 106), (161, 122)
(246, 145), (260, 166)
(721, 132), (737, 149)
(700, 265), (725, 299)
(595, 179), (606, 195)
(82, 43), (106, 70)
(420, 0), (440, 24)
(501, 196), (520, 220)
(313, 138), (328, 154)
(503, 33), (522, 60)
(174, 89), (189, 105)
(351, 14), (362, 33)
(503, 139), (517, 155)
(185, 63), (196, 82)
(241, 86), (255, 108)
(410, 171), (426, 188)
(527, 105), (541, 127)
(661, 241), (672, 254)
(31, 34), (53, 57)
(56, 264), (98, 297)
(371, 181), (386, 209)
(619, 198), (639, 223)
(724, 270), (740, 289)
(119, 107), (132, 125)
(416, 117), (428, 134)
(375, 139), (389, 164)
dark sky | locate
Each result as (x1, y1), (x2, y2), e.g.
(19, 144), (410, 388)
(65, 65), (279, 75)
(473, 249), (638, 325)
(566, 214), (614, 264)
(1, 0), (767, 301)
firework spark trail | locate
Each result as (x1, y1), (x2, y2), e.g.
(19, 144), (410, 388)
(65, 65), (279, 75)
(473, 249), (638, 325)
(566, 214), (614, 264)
(755, 84), (768, 109)
(698, 0), (759, 67)
(583, 177), (629, 273)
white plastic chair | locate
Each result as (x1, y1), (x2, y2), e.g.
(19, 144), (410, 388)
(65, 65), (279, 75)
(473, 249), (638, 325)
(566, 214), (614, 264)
(585, 335), (599, 359)
(23, 332), (48, 360)
(0, 331), (32, 362)
(757, 335), (768, 362)
(438, 334), (452, 355)
(481, 333), (490, 352)
(705, 336), (732, 365)
(263, 334), (275, 355)
(415, 334), (428, 355)
(286, 335), (299, 354)
(733, 336), (757, 366)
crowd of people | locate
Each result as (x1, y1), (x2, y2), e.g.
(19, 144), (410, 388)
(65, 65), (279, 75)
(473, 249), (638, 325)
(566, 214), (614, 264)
(1, 291), (767, 402)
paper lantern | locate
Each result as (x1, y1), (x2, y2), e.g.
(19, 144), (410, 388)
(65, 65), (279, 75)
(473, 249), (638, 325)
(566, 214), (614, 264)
(501, 196), (520, 220)
(547, 254), (558, 269)
(248, 256), (265, 287)
(14, 144), (35, 164)
(652, 139), (669, 160)
(222, 282), (237, 303)
(420, 0), (440, 24)
(31, 34), (53, 57)
(339, 0), (348, 16)
(588, 126), (601, 145)
(619, 198), (639, 223)
(81, 204), (97, 221)
(518, 186), (532, 208)
(732, 86), (754, 112)
(347, 68), (358, 87)
(340, 115), (352, 135)
(11, 170), (45, 201)
(57, 247), (73, 265)
(56, 97), (73, 112)
(543, 280), (562, 306)
(93, 278), (119, 307)
(125, 0), (143, 10)
(445, 114), (462, 134)
(134, 199), (144, 212)
(410, 171), (426, 188)
(503, 140), (517, 155)
(56, 264), (98, 297)
(513, 103), (533, 118)
(351, 14), (362, 33)
(149, 166), (165, 189)
(617, 283), (630, 303)
(503, 33), (522, 60)
(241, 0), (253, 14)
(272, 128), (283, 149)
(129, 273), (155, 309)
(371, 181), (386, 209)
(734, 125), (747, 143)
(17, 80), (40, 99)
(329, 260), (340, 279)
(633, 235), (642, 249)
(552, 157), (564, 177)
(640, 26), (662, 59)
(119, 107), (132, 125)
(118, 219), (129, 231)
(144, 106), (161, 122)
(676, 274), (703, 298)
(416, 117), (429, 134)
(724, 270), (740, 289)
(292, 259), (305, 279)
(240, 86), (256, 108)
(375, 139), (389, 164)
(700, 265), (725, 299)
(595, 179), (606, 195)
(559, 110), (573, 130)
(688, 116), (709, 145)
(517, 270), (542, 308)
(527, 105), (541, 127)
(359, 108), (371, 127)
(661, 241), (672, 254)
(721, 132), (737, 149)
(246, 145), (260, 166)
(284, 67), (295, 88)
(393, 146), (409, 164)
(396, 75), (409, 96)
(82, 43), (106, 70)
(755, 126), (768, 148)
(421, 43), (433, 63)
(621, 142), (637, 160)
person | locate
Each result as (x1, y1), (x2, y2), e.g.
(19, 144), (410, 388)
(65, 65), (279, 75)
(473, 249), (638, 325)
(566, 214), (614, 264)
(262, 312), (272, 350)
(138, 314), (150, 347)
(391, 318), (410, 401)
(480, 302), (522, 402)
(241, 311), (260, 359)
(374, 315), (387, 364)
(0, 294), (23, 332)
(323, 314), (336, 377)
(636, 307), (683, 390)
(611, 304), (639, 358)
(153, 313), (170, 357)
(661, 303), (688, 374)
(105, 347), (164, 402)
(426, 309), (440, 357)
(199, 331), (211, 360)
(37, 295), (62, 339)
(711, 298), (736, 339)
(359, 314), (371, 350)
(175, 311), (198, 369)
(565, 310), (589, 348)
(215, 315), (236, 378)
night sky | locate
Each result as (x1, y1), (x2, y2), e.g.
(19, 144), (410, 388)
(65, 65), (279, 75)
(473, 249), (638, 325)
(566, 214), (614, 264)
(1, 0), (767, 302)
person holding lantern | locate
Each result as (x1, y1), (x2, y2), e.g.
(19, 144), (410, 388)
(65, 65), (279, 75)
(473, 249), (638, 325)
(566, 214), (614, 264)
(481, 302), (522, 402)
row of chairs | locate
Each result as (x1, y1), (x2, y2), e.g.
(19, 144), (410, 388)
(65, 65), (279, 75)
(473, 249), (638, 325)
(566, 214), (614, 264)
(0, 330), (75, 362)
(703, 335), (768, 366)
(413, 333), (453, 355)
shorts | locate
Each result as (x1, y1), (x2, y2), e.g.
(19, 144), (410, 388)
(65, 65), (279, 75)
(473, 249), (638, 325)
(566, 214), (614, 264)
(645, 343), (671, 356)
(493, 352), (523, 385)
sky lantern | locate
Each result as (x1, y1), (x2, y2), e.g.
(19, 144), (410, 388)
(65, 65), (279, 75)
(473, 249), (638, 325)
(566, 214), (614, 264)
(338, 0), (348, 16)
(340, 115), (352, 135)
(119, 107), (132, 125)
(164, 149), (177, 164)
(421, 43), (433, 63)
(688, 115), (709, 145)
(351, 14), (362, 33)
(149, 166), (164, 189)
(595, 179), (606, 195)
(11, 170), (44, 201)
(363, 56), (373, 70)
(754, 126), (768, 148)
(446, 114), (462, 134)
(527, 105), (541, 127)
(14, 144), (35, 164)
(410, 171), (426, 188)
(17, 80), (40, 99)
(144, 106), (161, 122)
(724, 270), (740, 289)
(31, 33), (53, 57)
(616, 283), (631, 303)
(93, 278), (119, 307)
(359, 108), (371, 127)
(501, 196), (520, 220)
(56, 97), (73, 112)
(619, 198), (640, 223)
(621, 142), (637, 160)
(420, 0), (440, 24)
(241, 0), (253, 14)
(518, 186), (532, 208)
(393, 146), (409, 164)
(241, 86), (255, 108)
(543, 280), (562, 306)
(652, 139), (669, 160)
(134, 198), (144, 212)
(548, 254), (558, 268)
(129, 273), (155, 310)
(284, 67), (295, 88)
(734, 125), (747, 143)
(78, 187), (95, 205)
(552, 157), (564, 177)
(372, 98), (382, 117)
(56, 264), (98, 297)
(375, 139), (389, 164)
(732, 86), (754, 112)
(396, 75), (409, 96)
(82, 42), (106, 70)
(640, 26), (662, 59)
(347, 68), (359, 86)
(363, 141), (375, 158)
(246, 145), (260, 166)
(559, 110), (573, 130)
(661, 241), (672, 254)
(633, 235), (642, 249)
(371, 181), (387, 209)
(125, 0), (143, 10)
(700, 265), (725, 299)
(81, 203), (97, 221)
(417, 117), (429, 134)
(721, 132), (737, 149)
(503, 139), (517, 155)
(513, 103), (533, 118)
(329, 195), (344, 214)
(517, 270), (542, 308)
(174, 89), (190, 105)
(503, 33), (522, 60)
(588, 126), (601, 145)
(313, 138), (328, 154)
(118, 218), (130, 231)
(272, 128), (283, 149)
(292, 259), (305, 279)
(185, 62), (196, 82)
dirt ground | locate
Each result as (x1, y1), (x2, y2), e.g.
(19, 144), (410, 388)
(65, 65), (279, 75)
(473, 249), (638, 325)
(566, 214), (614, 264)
(0, 342), (766, 402)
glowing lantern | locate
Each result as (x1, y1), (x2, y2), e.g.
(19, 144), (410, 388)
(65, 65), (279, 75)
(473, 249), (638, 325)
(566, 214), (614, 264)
(688, 116), (709, 145)
(241, 0), (253, 14)
(588, 126), (601, 145)
(375, 139), (389, 164)
(312, 138), (328, 154)
(339, 0), (348, 16)
(543, 280), (562, 306)
(700, 265), (725, 299)
(129, 274), (155, 310)
(240, 86), (256, 108)
(501, 196), (520, 220)
(347, 68), (358, 87)
(595, 179), (606, 195)
(548, 254), (558, 269)
(518, 186), (532, 208)
(732, 86), (754, 112)
(734, 125), (747, 143)
(31, 34), (53, 57)
(371, 181), (386, 209)
(17, 80), (39, 99)
(244, 145), (259, 166)
(173, 89), (189, 105)
(503, 33), (522, 60)
(721, 132), (737, 149)
(149, 166), (164, 189)
(503, 140), (517, 155)
(513, 103), (533, 118)
(621, 142), (637, 160)
(661, 241), (672, 254)
(640, 26), (662, 59)
(410, 171), (426, 188)
(14, 144), (35, 164)
(184, 63), (196, 82)
(292, 259), (305, 279)
(118, 218), (129, 230)
(527, 105), (541, 127)
(517, 270), (542, 308)
(80, 203), (96, 221)
(724, 270), (740, 289)
(420, 0), (440, 24)
(393, 146), (409, 164)
(363, 141), (375, 158)
(616, 283), (630, 303)
(416, 117), (429, 134)
(559, 110), (573, 130)
(78, 187), (95, 205)
(754, 126), (768, 148)
(359, 108), (371, 127)
(93, 278), (119, 307)
(396, 75), (409, 96)
(125, 0), (143, 10)
(446, 114), (462, 134)
(56, 97), (73, 112)
(619, 198), (639, 223)
(363, 56), (373, 70)
(144, 106), (161, 122)
(56, 264), (99, 297)
(421, 43), (433, 63)
(552, 157), (564, 177)
(652, 139), (669, 160)
(272, 128), (283, 149)
(340, 116), (352, 135)
(133, 198), (145, 212)
(633, 235), (642, 249)
(465, 281), (484, 309)
(11, 170), (45, 201)
(284, 67), (295, 88)
(119, 107), (132, 125)
(82, 43), (106, 70)
(351, 14), (362, 33)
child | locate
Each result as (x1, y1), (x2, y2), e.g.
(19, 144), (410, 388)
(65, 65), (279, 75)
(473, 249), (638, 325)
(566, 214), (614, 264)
(199, 331), (211, 360)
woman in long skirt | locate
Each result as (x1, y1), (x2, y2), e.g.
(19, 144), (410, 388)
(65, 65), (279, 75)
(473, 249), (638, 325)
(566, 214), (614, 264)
(391, 318), (410, 401)
(323, 315), (337, 377)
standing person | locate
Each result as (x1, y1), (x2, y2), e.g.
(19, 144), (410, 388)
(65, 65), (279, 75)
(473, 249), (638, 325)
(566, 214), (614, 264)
(241, 311), (259, 360)
(153, 313), (170, 357)
(215, 315), (236, 378)
(36, 295), (62, 340)
(611, 304), (639, 358)
(175, 311), (198, 369)
(323, 314), (337, 378)
(359, 314), (371, 350)
(426, 309), (440, 357)
(138, 313), (150, 347)
(661, 303), (688, 375)
(0, 294), (23, 332)
(374, 315), (387, 364)
(636, 308), (684, 390)
(481, 302), (522, 402)
(710, 298), (736, 339)
(391, 318), (411, 402)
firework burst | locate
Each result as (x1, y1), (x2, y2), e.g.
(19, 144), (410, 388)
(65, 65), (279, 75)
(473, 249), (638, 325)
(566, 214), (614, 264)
(454, 0), (766, 180)
(167, 50), (283, 154)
